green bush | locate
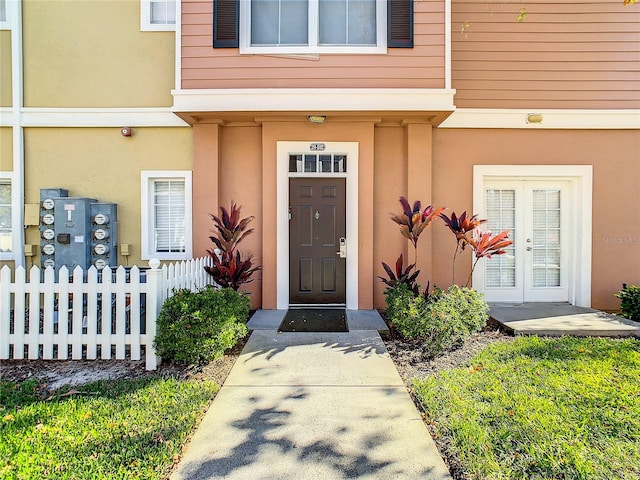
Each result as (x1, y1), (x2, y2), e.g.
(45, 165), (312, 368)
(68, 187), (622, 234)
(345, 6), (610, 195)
(385, 283), (489, 357)
(615, 285), (640, 321)
(154, 287), (249, 364)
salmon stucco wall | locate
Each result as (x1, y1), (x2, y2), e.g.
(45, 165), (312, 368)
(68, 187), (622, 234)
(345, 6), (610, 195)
(24, 127), (193, 267)
(0, 30), (11, 107)
(22, 0), (175, 107)
(432, 128), (640, 311)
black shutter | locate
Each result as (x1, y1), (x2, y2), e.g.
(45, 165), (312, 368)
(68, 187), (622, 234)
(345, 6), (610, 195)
(388, 0), (414, 48)
(213, 0), (239, 48)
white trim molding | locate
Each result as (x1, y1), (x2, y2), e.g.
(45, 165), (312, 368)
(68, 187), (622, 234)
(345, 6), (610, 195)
(19, 108), (189, 127)
(440, 109), (640, 130)
(276, 141), (359, 310)
(473, 165), (593, 307)
(172, 88), (457, 114)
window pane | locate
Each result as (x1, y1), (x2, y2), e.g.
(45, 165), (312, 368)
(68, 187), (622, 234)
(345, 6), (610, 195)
(252, 0), (308, 45)
(0, 183), (11, 253)
(347, 0), (376, 44)
(320, 155), (332, 172)
(320, 0), (375, 45)
(154, 180), (185, 253)
(304, 155), (317, 172)
(333, 155), (346, 172)
(0, 0), (6, 22)
(320, 0), (347, 44)
(151, 1), (176, 25)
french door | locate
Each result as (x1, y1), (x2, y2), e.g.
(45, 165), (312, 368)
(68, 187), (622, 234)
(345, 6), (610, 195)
(477, 180), (570, 303)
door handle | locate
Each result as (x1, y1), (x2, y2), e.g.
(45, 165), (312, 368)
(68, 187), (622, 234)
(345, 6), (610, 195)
(526, 246), (532, 251)
(336, 237), (347, 258)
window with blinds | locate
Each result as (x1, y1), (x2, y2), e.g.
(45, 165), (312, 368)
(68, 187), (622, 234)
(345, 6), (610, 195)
(140, 0), (176, 31)
(153, 180), (186, 253)
(484, 188), (516, 288)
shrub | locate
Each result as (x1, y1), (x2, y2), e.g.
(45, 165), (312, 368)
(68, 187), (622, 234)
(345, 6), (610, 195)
(386, 284), (489, 357)
(154, 287), (249, 364)
(615, 285), (640, 321)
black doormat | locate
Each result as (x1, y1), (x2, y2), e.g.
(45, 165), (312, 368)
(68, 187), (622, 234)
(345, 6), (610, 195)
(279, 309), (348, 332)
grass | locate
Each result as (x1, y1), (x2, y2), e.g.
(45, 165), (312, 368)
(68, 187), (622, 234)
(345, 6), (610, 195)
(0, 376), (218, 479)
(413, 336), (640, 480)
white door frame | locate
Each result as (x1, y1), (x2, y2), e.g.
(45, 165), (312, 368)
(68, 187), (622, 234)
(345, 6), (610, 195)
(473, 165), (593, 307)
(276, 141), (359, 310)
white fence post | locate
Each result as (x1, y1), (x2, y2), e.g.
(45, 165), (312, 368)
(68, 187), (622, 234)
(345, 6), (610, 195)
(0, 265), (11, 359)
(145, 259), (163, 370)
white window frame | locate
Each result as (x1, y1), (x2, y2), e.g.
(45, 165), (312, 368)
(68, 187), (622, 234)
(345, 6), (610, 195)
(141, 171), (192, 261)
(140, 0), (176, 32)
(240, 0), (387, 55)
(0, 172), (13, 260)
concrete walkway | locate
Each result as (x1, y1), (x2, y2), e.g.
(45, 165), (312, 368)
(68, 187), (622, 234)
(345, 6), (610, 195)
(170, 329), (451, 480)
(490, 303), (640, 337)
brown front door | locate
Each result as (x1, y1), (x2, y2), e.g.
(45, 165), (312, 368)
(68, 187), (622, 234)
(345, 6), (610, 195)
(289, 178), (346, 305)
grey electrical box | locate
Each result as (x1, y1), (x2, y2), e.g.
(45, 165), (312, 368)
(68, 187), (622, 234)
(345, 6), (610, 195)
(39, 188), (118, 273)
(90, 203), (118, 270)
(53, 197), (97, 271)
(39, 188), (69, 270)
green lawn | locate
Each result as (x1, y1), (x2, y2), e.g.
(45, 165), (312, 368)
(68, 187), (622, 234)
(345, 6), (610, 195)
(414, 336), (640, 480)
(0, 376), (218, 480)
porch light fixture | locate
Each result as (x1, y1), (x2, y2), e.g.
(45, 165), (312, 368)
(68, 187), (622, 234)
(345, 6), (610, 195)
(308, 115), (326, 124)
(526, 113), (543, 124)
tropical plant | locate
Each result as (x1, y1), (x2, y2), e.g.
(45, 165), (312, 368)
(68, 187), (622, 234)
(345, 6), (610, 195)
(204, 202), (260, 290)
(440, 210), (486, 283)
(378, 253), (420, 296)
(466, 227), (512, 286)
(390, 197), (445, 264)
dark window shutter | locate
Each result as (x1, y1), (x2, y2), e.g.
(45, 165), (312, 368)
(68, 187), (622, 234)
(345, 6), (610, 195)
(213, 0), (239, 48)
(388, 0), (414, 48)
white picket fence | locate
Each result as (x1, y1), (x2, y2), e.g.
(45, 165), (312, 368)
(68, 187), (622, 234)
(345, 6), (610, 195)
(0, 257), (215, 370)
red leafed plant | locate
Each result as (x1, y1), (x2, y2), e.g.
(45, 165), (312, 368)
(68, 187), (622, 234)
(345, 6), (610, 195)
(378, 253), (421, 296)
(440, 211), (487, 284)
(466, 228), (513, 286)
(204, 202), (260, 290)
(390, 197), (445, 264)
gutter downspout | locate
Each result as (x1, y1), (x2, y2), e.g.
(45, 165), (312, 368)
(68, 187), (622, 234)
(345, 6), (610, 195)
(10, 0), (25, 267)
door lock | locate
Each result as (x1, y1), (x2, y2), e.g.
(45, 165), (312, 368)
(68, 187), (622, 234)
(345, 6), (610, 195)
(336, 237), (347, 258)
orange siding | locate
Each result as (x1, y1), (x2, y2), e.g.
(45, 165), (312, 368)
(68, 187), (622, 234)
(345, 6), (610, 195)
(181, 0), (446, 89)
(451, 0), (640, 109)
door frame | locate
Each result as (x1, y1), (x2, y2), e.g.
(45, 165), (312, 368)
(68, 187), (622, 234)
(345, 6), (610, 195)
(473, 165), (593, 307)
(276, 141), (359, 310)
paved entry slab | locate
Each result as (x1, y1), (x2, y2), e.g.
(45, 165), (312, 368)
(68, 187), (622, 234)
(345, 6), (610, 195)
(490, 303), (640, 337)
(171, 330), (451, 480)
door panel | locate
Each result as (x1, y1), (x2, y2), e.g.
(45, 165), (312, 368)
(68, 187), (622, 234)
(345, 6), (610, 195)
(289, 178), (346, 304)
(480, 180), (569, 303)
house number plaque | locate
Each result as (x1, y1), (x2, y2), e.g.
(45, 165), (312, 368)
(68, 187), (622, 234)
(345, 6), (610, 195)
(310, 143), (325, 151)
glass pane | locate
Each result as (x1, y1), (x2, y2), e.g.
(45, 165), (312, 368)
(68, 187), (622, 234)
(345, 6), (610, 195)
(280, 0), (308, 44)
(334, 155), (346, 172)
(0, 183), (11, 251)
(484, 188), (516, 289)
(252, 0), (307, 45)
(547, 268), (560, 287)
(347, 0), (376, 44)
(252, 0), (279, 44)
(151, 1), (176, 24)
(289, 154), (302, 172)
(320, 0), (347, 44)
(304, 155), (317, 172)
(320, 155), (332, 172)
(154, 180), (185, 253)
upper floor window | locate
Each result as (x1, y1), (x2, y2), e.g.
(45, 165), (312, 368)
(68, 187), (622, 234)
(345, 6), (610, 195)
(141, 0), (176, 32)
(241, 0), (385, 54)
(0, 0), (6, 23)
(214, 0), (414, 52)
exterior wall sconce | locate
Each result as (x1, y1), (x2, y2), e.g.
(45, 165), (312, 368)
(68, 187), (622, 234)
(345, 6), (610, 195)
(526, 114), (543, 124)
(121, 127), (133, 137)
(308, 115), (326, 124)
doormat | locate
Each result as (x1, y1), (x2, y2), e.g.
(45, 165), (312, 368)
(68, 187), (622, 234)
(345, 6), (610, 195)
(279, 309), (348, 333)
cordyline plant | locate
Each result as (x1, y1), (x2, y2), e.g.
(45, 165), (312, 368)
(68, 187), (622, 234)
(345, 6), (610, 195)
(378, 253), (421, 296)
(204, 202), (261, 290)
(390, 197), (445, 265)
(440, 211), (486, 284)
